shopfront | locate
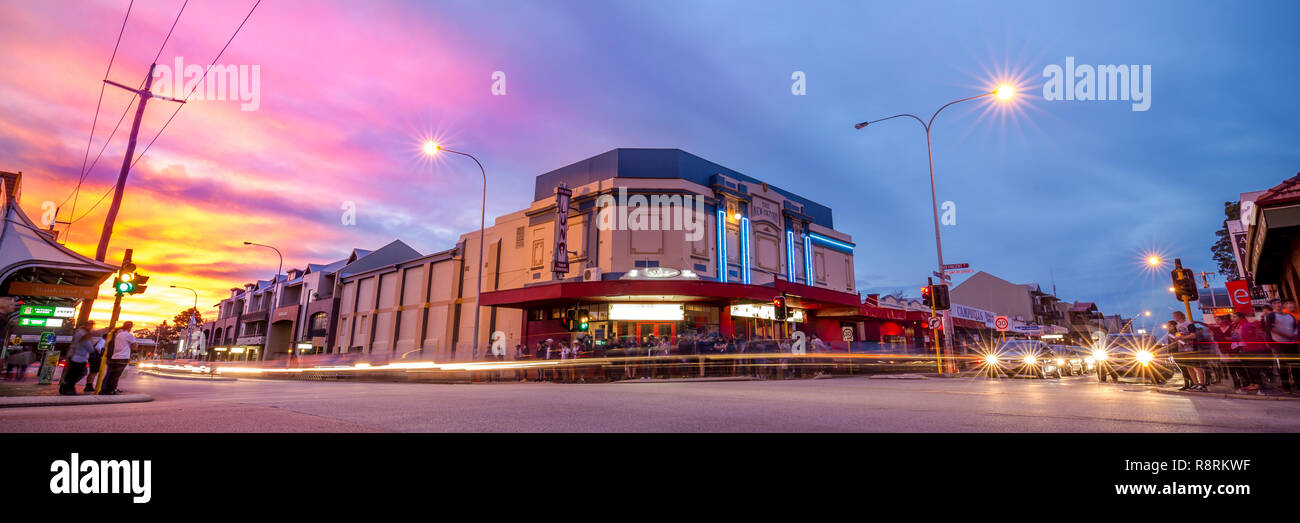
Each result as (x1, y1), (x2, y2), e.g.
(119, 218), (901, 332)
(482, 278), (855, 352)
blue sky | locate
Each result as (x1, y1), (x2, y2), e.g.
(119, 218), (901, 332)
(408, 0), (1300, 321)
(7, 0), (1297, 324)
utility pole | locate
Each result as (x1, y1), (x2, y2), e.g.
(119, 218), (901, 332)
(74, 64), (184, 329)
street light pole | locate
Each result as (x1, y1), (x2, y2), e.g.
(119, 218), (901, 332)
(855, 88), (1013, 374)
(243, 241), (283, 363)
(169, 285), (199, 359)
(425, 144), (488, 361)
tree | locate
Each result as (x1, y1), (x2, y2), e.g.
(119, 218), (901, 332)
(1211, 201), (1241, 278)
(173, 308), (202, 329)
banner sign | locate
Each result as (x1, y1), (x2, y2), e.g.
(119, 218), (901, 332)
(552, 184), (572, 277)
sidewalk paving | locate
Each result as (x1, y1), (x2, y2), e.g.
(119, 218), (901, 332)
(0, 380), (153, 408)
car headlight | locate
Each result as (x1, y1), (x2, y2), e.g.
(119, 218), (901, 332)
(984, 354), (999, 365)
(1092, 350), (1108, 361)
(1134, 350), (1154, 366)
(1055, 358), (1065, 366)
(1084, 356), (1095, 365)
(1024, 355), (1037, 365)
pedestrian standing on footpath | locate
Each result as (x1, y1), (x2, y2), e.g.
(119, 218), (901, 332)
(58, 320), (96, 395)
(100, 321), (137, 395)
(84, 335), (105, 393)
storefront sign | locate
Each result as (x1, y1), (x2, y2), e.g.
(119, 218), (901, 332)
(19, 305), (75, 318)
(622, 267), (699, 280)
(8, 282), (98, 300)
(552, 184), (572, 276)
(1226, 279), (1253, 314)
(608, 303), (684, 321)
(19, 317), (65, 328)
(729, 304), (804, 322)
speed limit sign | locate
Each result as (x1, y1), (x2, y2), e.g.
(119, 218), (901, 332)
(994, 316), (1010, 331)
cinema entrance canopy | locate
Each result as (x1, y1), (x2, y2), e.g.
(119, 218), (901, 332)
(479, 277), (862, 346)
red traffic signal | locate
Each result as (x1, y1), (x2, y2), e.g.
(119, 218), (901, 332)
(773, 295), (787, 321)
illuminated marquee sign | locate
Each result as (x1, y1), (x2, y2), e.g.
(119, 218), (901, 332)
(622, 267), (699, 280)
(729, 304), (804, 322)
(608, 303), (685, 321)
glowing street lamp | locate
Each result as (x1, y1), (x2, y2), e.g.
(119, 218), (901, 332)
(424, 141), (489, 360)
(853, 85), (1019, 374)
(1147, 255), (1161, 267)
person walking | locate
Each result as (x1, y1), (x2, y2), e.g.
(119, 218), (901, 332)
(59, 321), (96, 395)
(6, 346), (32, 381)
(100, 321), (137, 395)
(1172, 311), (1208, 391)
(1263, 301), (1299, 393)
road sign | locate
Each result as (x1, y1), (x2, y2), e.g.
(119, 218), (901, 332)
(932, 271), (950, 282)
(36, 331), (57, 385)
(941, 263), (969, 270)
(943, 268), (974, 275)
(841, 326), (854, 342)
(994, 316), (1010, 331)
(927, 316), (942, 330)
(1226, 280), (1253, 314)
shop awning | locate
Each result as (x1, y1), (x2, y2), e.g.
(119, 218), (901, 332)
(478, 278), (861, 310)
(0, 188), (116, 296)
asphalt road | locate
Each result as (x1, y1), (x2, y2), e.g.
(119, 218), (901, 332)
(3, 371), (1299, 432)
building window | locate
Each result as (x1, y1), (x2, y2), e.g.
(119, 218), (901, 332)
(308, 312), (329, 336)
(516, 226), (525, 248)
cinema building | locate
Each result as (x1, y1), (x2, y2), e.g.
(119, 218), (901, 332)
(330, 148), (864, 360)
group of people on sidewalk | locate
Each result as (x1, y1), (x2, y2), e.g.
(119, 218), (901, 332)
(509, 332), (833, 382)
(56, 320), (137, 395)
(1159, 300), (1300, 396)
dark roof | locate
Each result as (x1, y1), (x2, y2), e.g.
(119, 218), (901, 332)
(338, 240), (422, 277)
(1255, 173), (1300, 206)
(1069, 302), (1097, 312)
(532, 148), (835, 228)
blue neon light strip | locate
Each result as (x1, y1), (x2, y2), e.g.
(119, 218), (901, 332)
(740, 217), (751, 284)
(717, 209), (728, 283)
(807, 232), (855, 253)
(803, 234), (813, 285)
(785, 230), (796, 282)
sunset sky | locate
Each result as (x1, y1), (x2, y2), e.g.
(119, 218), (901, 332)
(2, 0), (1298, 328)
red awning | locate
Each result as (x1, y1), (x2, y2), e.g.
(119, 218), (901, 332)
(478, 278), (861, 310)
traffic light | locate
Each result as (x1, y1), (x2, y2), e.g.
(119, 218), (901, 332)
(1171, 267), (1198, 302)
(577, 309), (590, 332)
(114, 273), (135, 295)
(562, 308), (576, 331)
(921, 285), (933, 308)
(931, 284), (950, 311)
(129, 274), (148, 295)
(773, 295), (787, 321)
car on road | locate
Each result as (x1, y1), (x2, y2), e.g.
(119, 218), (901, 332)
(1048, 345), (1090, 376)
(1095, 333), (1175, 384)
(984, 340), (1062, 379)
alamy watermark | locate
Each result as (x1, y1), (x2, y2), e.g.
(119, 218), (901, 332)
(152, 57), (260, 111)
(595, 188), (707, 242)
(1043, 57), (1150, 111)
